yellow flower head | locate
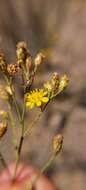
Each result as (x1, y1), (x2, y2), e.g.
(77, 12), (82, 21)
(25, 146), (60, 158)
(25, 89), (49, 109)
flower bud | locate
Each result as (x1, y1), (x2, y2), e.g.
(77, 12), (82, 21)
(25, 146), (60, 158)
(34, 52), (45, 66)
(16, 42), (28, 66)
(0, 122), (7, 138)
(0, 53), (7, 72)
(52, 134), (63, 155)
(44, 81), (52, 92)
(43, 73), (60, 99)
(58, 74), (69, 93)
(51, 72), (60, 94)
(26, 55), (33, 71)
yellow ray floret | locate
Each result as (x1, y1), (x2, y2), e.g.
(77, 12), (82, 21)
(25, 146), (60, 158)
(25, 89), (49, 109)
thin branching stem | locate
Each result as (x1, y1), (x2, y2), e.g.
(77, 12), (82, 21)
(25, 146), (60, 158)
(7, 101), (17, 155)
(41, 154), (56, 174)
(24, 111), (42, 137)
(3, 74), (21, 123)
(13, 99), (26, 180)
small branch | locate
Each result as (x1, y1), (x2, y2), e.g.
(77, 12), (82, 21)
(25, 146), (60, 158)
(7, 101), (17, 149)
(40, 154), (55, 174)
(3, 74), (21, 123)
(13, 99), (25, 180)
(31, 154), (56, 188)
(24, 111), (42, 137)
(13, 135), (24, 180)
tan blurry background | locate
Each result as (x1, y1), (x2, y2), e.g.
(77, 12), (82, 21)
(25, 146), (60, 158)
(0, 0), (86, 190)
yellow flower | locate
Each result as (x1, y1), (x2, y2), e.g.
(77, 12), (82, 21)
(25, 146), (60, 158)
(25, 89), (49, 109)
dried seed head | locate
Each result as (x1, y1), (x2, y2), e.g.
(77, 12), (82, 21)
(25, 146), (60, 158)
(52, 134), (63, 155)
(16, 41), (27, 50)
(26, 56), (33, 71)
(16, 42), (28, 66)
(58, 74), (69, 93)
(52, 72), (60, 81)
(34, 52), (45, 66)
(0, 53), (7, 72)
(44, 81), (52, 92)
(0, 122), (7, 138)
(7, 63), (20, 75)
(51, 72), (60, 94)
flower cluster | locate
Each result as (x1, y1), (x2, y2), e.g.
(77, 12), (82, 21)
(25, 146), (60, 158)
(25, 72), (69, 110)
(0, 41), (69, 181)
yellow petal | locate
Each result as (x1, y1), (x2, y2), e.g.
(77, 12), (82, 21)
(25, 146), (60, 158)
(26, 102), (34, 109)
(42, 97), (49, 103)
(36, 101), (41, 106)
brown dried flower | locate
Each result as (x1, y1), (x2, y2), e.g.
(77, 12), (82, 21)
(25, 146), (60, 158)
(51, 72), (60, 93)
(52, 134), (63, 154)
(16, 41), (28, 66)
(34, 52), (45, 67)
(7, 63), (20, 75)
(58, 74), (69, 93)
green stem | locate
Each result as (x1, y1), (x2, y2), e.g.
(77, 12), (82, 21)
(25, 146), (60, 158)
(3, 74), (26, 179)
(41, 154), (56, 174)
(13, 100), (25, 180)
(31, 154), (56, 188)
(13, 135), (24, 180)
(12, 92), (21, 123)
(3, 74), (21, 123)
(7, 101), (17, 153)
(24, 101), (50, 138)
(24, 111), (42, 137)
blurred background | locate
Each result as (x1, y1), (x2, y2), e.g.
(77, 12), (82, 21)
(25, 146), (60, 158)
(0, 0), (86, 190)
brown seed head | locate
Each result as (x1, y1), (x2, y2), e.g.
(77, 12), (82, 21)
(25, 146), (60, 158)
(53, 134), (63, 154)
(51, 72), (60, 94)
(52, 72), (60, 81)
(34, 52), (46, 66)
(16, 42), (28, 65)
(16, 41), (27, 50)
(7, 63), (20, 75)
(58, 74), (69, 93)
(26, 56), (33, 71)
